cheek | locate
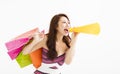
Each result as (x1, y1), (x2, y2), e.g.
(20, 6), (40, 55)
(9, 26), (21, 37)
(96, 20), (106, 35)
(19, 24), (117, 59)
(62, 24), (66, 27)
(60, 24), (66, 29)
(57, 26), (62, 32)
(57, 23), (66, 32)
(57, 26), (64, 33)
(58, 24), (64, 29)
(60, 25), (66, 31)
(59, 27), (64, 32)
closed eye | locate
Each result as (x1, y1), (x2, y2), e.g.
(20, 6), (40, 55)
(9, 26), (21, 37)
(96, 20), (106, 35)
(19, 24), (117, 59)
(62, 22), (66, 23)
(62, 22), (69, 24)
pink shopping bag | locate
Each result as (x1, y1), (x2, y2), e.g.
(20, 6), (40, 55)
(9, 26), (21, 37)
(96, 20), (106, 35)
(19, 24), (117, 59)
(5, 28), (39, 60)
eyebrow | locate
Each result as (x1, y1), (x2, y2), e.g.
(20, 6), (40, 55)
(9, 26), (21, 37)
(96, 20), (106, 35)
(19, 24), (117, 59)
(59, 20), (70, 23)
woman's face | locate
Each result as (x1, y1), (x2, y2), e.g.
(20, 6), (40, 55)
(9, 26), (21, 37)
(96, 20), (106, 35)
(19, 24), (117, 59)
(57, 16), (70, 36)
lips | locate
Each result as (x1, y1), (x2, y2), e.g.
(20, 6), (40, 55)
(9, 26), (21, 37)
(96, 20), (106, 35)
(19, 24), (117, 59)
(64, 29), (69, 33)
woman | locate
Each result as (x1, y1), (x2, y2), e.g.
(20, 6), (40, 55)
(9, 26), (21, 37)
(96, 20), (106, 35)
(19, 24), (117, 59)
(23, 13), (79, 74)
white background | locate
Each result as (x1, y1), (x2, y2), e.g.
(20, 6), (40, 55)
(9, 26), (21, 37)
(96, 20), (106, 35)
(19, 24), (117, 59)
(0, 0), (120, 74)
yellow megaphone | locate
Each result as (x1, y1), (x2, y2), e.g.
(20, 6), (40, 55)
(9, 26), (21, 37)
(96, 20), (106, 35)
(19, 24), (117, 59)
(69, 22), (100, 35)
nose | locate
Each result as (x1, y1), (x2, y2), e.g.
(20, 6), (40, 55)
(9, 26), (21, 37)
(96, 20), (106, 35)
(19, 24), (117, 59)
(66, 23), (71, 29)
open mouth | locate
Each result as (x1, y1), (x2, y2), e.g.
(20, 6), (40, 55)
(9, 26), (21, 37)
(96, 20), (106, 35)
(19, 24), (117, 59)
(64, 29), (69, 33)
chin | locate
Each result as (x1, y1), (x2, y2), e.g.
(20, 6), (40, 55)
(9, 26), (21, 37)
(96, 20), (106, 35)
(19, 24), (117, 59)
(64, 33), (69, 36)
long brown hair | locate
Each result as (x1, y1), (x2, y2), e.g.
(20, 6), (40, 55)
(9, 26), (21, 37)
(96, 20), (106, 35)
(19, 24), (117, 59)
(46, 13), (71, 60)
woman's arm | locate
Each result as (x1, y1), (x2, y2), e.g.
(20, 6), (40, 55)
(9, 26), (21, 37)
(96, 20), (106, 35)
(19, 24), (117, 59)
(65, 32), (79, 65)
(22, 32), (44, 55)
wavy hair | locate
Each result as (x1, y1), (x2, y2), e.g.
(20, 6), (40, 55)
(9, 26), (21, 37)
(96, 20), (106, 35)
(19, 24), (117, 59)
(46, 13), (71, 60)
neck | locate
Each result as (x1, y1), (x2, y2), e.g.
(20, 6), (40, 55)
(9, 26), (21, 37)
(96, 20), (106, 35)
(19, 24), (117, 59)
(56, 32), (64, 42)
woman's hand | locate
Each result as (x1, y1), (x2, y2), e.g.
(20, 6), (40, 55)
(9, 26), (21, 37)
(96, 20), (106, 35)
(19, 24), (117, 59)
(22, 30), (45, 55)
(71, 32), (80, 40)
(33, 30), (45, 42)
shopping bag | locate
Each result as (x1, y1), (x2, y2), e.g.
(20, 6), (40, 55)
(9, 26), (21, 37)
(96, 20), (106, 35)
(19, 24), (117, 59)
(5, 28), (39, 60)
(16, 52), (32, 68)
(5, 38), (30, 60)
(29, 48), (42, 69)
